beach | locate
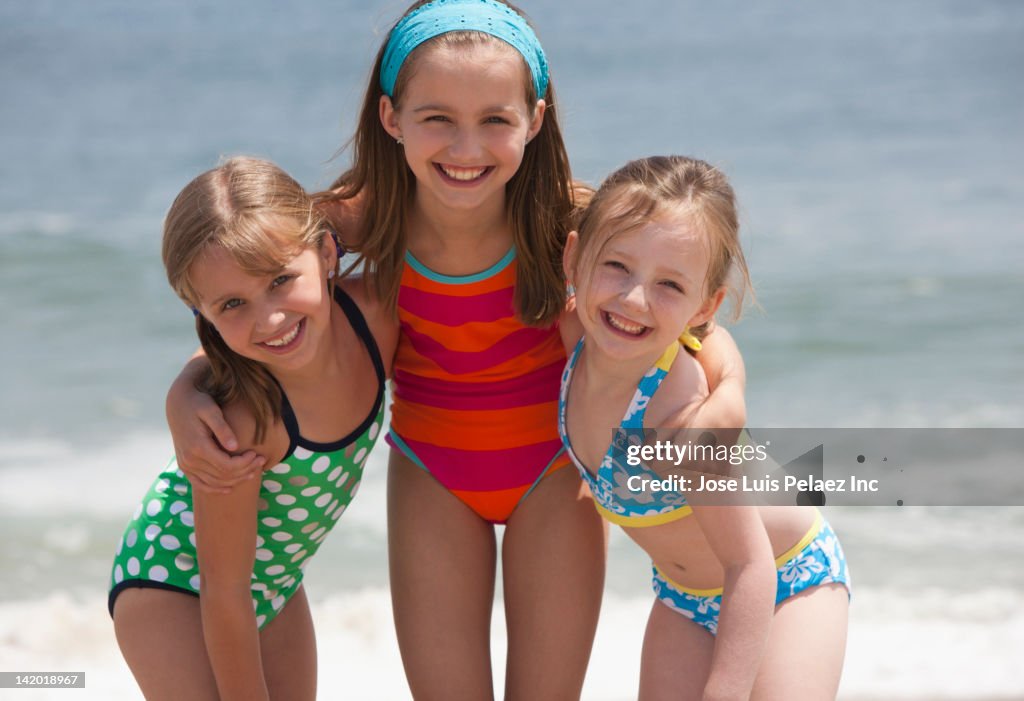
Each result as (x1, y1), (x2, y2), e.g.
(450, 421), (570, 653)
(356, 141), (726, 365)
(2, 0), (1023, 698)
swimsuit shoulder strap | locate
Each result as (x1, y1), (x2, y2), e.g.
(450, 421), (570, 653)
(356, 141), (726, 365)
(619, 342), (682, 429)
(275, 285), (387, 456)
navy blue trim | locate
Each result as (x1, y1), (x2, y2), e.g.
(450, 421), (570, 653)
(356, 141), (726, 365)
(276, 284), (386, 455)
(108, 579), (198, 617)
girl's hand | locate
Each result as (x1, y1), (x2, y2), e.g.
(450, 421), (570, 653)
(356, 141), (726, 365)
(166, 357), (265, 493)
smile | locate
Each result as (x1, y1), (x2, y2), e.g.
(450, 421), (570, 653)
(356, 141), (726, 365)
(259, 319), (304, 350)
(435, 163), (492, 182)
(604, 311), (649, 337)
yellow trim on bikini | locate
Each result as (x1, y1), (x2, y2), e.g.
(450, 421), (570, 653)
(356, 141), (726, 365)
(595, 501), (693, 527)
(654, 509), (824, 596)
(770, 508), (824, 569)
(654, 341), (681, 372)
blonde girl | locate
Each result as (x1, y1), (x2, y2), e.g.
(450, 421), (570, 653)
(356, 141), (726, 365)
(111, 157), (396, 700)
(560, 156), (850, 700)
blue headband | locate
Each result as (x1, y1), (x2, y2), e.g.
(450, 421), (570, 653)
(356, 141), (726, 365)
(380, 0), (549, 99)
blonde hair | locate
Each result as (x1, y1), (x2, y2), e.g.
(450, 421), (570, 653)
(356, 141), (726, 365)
(162, 156), (331, 442)
(570, 156), (753, 339)
(318, 0), (579, 326)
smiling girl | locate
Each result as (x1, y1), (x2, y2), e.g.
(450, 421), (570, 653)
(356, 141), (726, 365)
(560, 156), (850, 700)
(110, 157), (396, 700)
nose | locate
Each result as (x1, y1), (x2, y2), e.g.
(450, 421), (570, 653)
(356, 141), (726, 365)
(621, 280), (649, 311)
(257, 304), (288, 335)
(449, 126), (484, 161)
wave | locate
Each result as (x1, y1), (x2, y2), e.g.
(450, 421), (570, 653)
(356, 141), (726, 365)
(2, 587), (1021, 700)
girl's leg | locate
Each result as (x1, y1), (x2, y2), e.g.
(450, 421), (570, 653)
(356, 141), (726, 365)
(388, 449), (498, 701)
(502, 467), (607, 701)
(260, 585), (317, 701)
(112, 588), (219, 701)
(751, 583), (849, 700)
(638, 599), (715, 701)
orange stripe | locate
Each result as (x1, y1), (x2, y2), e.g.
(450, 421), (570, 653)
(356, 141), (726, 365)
(450, 484), (527, 523)
(391, 401), (560, 450)
(402, 262), (516, 297)
(394, 333), (565, 383)
(449, 455), (574, 523)
(399, 314), (523, 354)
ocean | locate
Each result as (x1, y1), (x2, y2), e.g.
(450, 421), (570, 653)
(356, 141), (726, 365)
(1, 1), (1022, 698)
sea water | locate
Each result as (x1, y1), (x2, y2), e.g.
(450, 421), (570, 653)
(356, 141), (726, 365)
(2, 1), (1022, 698)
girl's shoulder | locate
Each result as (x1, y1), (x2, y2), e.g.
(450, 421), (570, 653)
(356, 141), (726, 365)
(337, 275), (398, 379)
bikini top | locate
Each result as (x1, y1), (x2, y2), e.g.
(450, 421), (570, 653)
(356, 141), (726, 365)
(558, 337), (694, 527)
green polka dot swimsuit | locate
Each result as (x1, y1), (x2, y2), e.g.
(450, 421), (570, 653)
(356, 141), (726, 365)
(108, 286), (385, 629)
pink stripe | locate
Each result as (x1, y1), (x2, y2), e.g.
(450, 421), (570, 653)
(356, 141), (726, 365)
(399, 286), (514, 327)
(398, 437), (564, 491)
(393, 361), (563, 410)
(402, 325), (554, 376)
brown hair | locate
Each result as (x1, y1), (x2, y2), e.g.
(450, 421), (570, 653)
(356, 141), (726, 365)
(317, 0), (577, 326)
(570, 156), (753, 339)
(163, 156), (331, 442)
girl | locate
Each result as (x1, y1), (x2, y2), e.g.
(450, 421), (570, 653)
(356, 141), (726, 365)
(560, 156), (850, 700)
(165, 3), (745, 698)
(110, 157), (396, 700)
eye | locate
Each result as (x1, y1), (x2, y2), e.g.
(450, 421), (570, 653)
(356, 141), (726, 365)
(271, 274), (292, 288)
(660, 280), (685, 293)
(424, 114), (451, 123)
(221, 298), (243, 312)
(603, 260), (628, 272)
(484, 116), (510, 125)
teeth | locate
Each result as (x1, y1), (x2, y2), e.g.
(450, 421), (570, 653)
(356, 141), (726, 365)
(606, 312), (646, 335)
(440, 165), (487, 181)
(264, 322), (300, 347)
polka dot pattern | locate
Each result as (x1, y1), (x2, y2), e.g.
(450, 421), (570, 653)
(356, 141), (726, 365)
(110, 409), (383, 630)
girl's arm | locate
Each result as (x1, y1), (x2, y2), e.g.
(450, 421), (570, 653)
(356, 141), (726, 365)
(166, 350), (265, 493)
(691, 503), (777, 701)
(193, 407), (284, 701)
(692, 324), (747, 429)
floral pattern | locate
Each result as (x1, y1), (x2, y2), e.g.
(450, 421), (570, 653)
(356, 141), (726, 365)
(653, 519), (851, 636)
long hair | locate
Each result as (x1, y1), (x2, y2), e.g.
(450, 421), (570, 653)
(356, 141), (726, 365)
(316, 0), (579, 326)
(570, 156), (754, 339)
(163, 157), (330, 442)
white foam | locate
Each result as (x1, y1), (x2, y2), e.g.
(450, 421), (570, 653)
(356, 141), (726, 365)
(0, 432), (174, 517)
(2, 586), (1022, 700)
(0, 431), (390, 534)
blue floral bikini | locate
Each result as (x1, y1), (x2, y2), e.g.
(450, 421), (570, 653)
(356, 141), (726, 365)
(558, 337), (851, 635)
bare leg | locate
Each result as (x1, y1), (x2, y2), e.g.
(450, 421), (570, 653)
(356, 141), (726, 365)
(261, 585), (317, 701)
(638, 599), (715, 701)
(113, 588), (219, 701)
(502, 466), (607, 701)
(752, 583), (848, 700)
(387, 450), (498, 700)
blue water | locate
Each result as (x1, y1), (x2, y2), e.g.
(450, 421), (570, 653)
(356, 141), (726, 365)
(1, 0), (1023, 626)
(2, 5), (1024, 698)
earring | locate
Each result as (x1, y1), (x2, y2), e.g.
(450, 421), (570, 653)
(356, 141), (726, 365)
(679, 326), (702, 352)
(396, 136), (404, 145)
(328, 270), (336, 279)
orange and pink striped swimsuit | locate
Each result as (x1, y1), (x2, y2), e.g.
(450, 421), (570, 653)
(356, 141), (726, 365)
(386, 247), (571, 524)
